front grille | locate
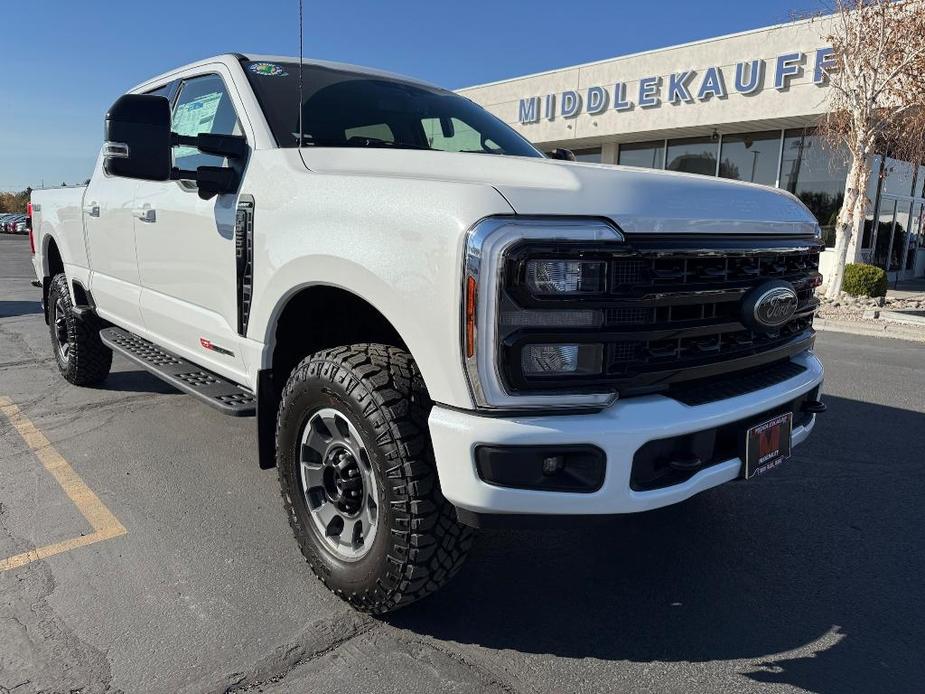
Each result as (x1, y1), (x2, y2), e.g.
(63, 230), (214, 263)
(502, 235), (823, 396)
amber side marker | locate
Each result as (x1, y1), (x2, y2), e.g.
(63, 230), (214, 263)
(465, 275), (477, 358)
(0, 396), (127, 572)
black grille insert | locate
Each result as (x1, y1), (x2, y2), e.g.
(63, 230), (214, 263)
(502, 235), (823, 395)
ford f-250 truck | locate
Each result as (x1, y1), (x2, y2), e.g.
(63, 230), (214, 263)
(30, 53), (825, 614)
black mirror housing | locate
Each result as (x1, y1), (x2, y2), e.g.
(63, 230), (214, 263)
(104, 94), (172, 181)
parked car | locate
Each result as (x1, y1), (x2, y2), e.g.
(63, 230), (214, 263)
(0, 213), (15, 232)
(30, 53), (826, 614)
(3, 214), (27, 233)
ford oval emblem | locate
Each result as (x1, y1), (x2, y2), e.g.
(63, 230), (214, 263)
(752, 285), (799, 328)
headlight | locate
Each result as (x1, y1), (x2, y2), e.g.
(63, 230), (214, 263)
(521, 343), (603, 375)
(525, 260), (606, 295)
(462, 217), (623, 411)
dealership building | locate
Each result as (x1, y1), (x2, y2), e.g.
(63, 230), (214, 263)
(459, 15), (925, 282)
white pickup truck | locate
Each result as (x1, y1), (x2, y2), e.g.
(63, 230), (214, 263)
(30, 53), (825, 613)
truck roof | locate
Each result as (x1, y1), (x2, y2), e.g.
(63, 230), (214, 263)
(131, 53), (439, 94)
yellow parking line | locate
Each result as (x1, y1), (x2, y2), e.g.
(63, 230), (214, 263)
(0, 396), (127, 571)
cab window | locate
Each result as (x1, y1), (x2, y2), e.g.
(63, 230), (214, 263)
(421, 116), (499, 153)
(171, 74), (242, 169)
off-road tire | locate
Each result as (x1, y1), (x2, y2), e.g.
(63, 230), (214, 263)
(276, 343), (473, 614)
(48, 273), (112, 386)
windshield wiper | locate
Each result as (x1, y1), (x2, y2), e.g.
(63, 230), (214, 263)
(295, 135), (438, 151)
(345, 137), (436, 151)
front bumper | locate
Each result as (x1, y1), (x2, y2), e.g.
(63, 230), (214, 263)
(430, 350), (823, 520)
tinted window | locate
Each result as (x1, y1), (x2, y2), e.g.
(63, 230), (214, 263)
(718, 131), (780, 186)
(243, 61), (541, 157)
(779, 128), (848, 248)
(146, 82), (174, 100)
(172, 74), (242, 169)
(421, 117), (500, 153)
(666, 137), (718, 176)
(572, 148), (602, 163)
(618, 141), (664, 169)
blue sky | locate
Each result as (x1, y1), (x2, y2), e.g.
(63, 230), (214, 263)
(0, 0), (822, 191)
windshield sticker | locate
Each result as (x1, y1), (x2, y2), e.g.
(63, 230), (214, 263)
(249, 62), (288, 77)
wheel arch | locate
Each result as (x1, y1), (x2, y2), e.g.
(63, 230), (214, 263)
(42, 233), (64, 278)
(255, 282), (419, 471)
(41, 235), (65, 324)
(267, 283), (411, 389)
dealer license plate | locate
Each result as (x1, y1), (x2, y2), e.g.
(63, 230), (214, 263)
(744, 412), (793, 479)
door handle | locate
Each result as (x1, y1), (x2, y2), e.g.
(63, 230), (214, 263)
(133, 205), (156, 223)
(83, 202), (100, 217)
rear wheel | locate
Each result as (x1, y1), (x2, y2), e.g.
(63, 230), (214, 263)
(48, 273), (112, 386)
(276, 344), (473, 614)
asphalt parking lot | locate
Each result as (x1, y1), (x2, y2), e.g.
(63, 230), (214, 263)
(1, 232), (924, 694)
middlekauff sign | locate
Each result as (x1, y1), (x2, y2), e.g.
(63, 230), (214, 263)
(517, 48), (835, 124)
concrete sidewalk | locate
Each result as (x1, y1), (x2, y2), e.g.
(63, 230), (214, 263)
(814, 316), (925, 343)
(889, 277), (925, 302)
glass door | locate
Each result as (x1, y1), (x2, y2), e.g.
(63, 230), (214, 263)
(891, 201), (913, 277)
(872, 198), (897, 271)
(872, 196), (918, 280)
(906, 203), (923, 279)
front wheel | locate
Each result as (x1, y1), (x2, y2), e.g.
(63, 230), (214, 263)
(275, 344), (473, 614)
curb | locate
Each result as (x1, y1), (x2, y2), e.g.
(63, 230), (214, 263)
(814, 317), (925, 343)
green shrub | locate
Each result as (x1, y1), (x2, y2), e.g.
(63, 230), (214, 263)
(842, 263), (887, 297)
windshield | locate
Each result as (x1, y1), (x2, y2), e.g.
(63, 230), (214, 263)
(243, 61), (542, 157)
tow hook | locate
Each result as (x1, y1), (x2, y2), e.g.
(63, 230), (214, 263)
(669, 454), (703, 472)
(801, 400), (827, 414)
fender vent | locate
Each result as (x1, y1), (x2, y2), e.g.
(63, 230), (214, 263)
(235, 195), (255, 336)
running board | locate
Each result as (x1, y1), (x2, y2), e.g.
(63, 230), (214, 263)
(99, 327), (256, 416)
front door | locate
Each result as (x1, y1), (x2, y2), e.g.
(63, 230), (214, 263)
(133, 70), (249, 382)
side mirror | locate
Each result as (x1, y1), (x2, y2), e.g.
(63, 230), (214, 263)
(549, 148), (576, 162)
(104, 94), (172, 181)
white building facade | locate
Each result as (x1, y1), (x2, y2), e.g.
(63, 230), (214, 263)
(459, 16), (925, 281)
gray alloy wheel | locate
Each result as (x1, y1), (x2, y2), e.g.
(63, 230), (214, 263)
(299, 407), (380, 561)
(52, 295), (70, 363)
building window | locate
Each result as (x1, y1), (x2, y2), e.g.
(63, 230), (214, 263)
(862, 155), (885, 250)
(718, 131), (781, 187)
(779, 128), (848, 248)
(572, 148), (603, 163)
(666, 137), (718, 176)
(618, 140), (665, 169)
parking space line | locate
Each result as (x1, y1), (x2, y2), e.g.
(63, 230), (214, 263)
(0, 396), (127, 572)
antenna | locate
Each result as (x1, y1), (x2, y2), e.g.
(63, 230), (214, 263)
(298, 0), (304, 148)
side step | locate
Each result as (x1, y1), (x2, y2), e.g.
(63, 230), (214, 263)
(100, 327), (256, 416)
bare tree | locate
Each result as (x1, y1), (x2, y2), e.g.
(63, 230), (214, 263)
(816, 0), (925, 298)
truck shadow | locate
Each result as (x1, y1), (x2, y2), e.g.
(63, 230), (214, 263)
(390, 395), (925, 694)
(0, 300), (43, 318)
(101, 369), (182, 395)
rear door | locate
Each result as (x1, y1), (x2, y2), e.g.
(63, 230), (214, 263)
(133, 68), (250, 382)
(84, 157), (144, 332)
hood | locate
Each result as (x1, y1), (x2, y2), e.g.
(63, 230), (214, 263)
(299, 149), (819, 235)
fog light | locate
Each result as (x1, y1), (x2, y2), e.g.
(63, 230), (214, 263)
(522, 343), (602, 375)
(542, 455), (565, 475)
(475, 445), (606, 492)
(526, 259), (605, 295)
